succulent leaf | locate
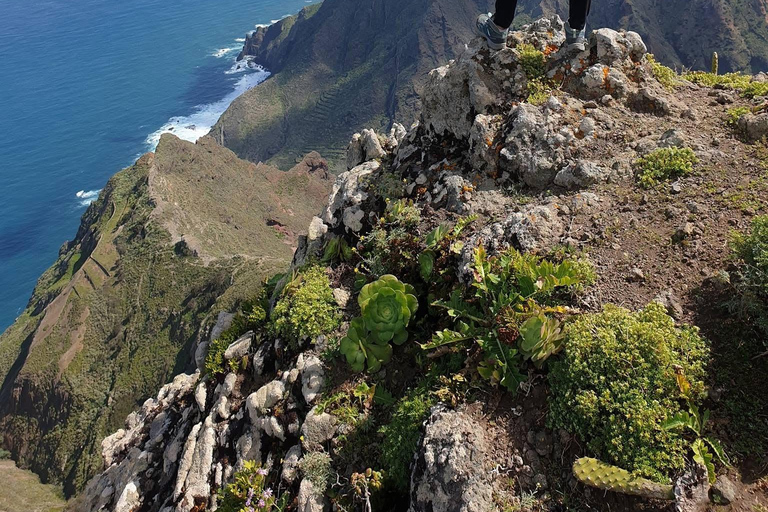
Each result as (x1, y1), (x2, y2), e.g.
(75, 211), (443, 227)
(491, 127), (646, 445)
(572, 458), (675, 500)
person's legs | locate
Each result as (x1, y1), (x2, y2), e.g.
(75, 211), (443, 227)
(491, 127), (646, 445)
(568, 0), (592, 31)
(493, 0), (518, 30)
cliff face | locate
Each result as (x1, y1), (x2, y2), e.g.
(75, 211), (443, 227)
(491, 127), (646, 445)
(212, 0), (487, 172)
(0, 135), (331, 496)
(74, 18), (768, 512)
(213, 0), (768, 174)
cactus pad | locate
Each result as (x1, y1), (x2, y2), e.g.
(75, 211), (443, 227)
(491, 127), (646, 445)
(572, 458), (675, 500)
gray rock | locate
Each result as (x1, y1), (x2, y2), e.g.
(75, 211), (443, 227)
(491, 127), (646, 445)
(409, 406), (494, 512)
(554, 160), (606, 189)
(301, 409), (338, 451)
(210, 312), (235, 343)
(297, 478), (326, 512)
(194, 382), (207, 412)
(658, 128), (685, 148)
(281, 445), (302, 483)
(654, 290), (684, 319)
(114, 481), (141, 512)
(711, 475), (737, 504)
(346, 133), (364, 170)
(179, 417), (216, 508)
(246, 380), (286, 418)
(224, 332), (253, 360)
(235, 427), (262, 468)
(361, 128), (387, 161)
(737, 112), (768, 142)
(221, 372), (237, 397)
(322, 161), (379, 232)
(297, 354), (325, 404)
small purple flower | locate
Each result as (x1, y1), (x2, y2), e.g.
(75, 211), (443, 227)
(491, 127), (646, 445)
(262, 488), (273, 499)
(257, 499), (266, 508)
(257, 468), (268, 476)
(245, 487), (255, 507)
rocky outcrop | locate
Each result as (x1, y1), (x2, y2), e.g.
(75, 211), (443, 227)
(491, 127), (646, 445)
(409, 407), (494, 512)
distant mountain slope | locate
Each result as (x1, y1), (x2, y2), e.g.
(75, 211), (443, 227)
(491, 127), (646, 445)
(0, 135), (331, 496)
(213, 0), (768, 172)
(212, 0), (486, 172)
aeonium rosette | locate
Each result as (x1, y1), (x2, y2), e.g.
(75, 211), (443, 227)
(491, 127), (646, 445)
(339, 275), (418, 372)
(359, 274), (418, 345)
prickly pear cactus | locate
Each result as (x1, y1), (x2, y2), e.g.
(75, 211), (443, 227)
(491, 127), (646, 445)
(573, 458), (675, 500)
(711, 52), (719, 75)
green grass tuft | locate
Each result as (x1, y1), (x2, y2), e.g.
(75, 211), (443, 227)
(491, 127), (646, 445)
(635, 147), (698, 188)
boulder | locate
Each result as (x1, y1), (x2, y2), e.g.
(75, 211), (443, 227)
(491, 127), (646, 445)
(554, 160), (607, 189)
(296, 354), (325, 404)
(282, 445), (303, 483)
(322, 161), (379, 232)
(224, 331), (253, 360)
(246, 380), (286, 418)
(737, 112), (768, 142)
(409, 406), (494, 512)
(298, 478), (326, 512)
(301, 409), (338, 451)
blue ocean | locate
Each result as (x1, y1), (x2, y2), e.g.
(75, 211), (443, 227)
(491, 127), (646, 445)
(0, 0), (312, 332)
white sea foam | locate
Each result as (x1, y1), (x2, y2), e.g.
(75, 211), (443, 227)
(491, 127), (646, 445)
(76, 189), (101, 207)
(145, 65), (270, 148)
(211, 46), (240, 58)
(235, 38), (245, 43)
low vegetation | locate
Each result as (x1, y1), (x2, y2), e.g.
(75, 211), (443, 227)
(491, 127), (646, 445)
(218, 461), (288, 512)
(272, 265), (341, 347)
(729, 215), (768, 343)
(548, 303), (710, 482)
(635, 147), (698, 188)
(684, 71), (768, 98)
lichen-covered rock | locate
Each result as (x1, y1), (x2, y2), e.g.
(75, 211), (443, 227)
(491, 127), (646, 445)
(224, 331), (253, 360)
(301, 409), (338, 451)
(322, 160), (379, 232)
(298, 478), (326, 512)
(554, 160), (607, 189)
(246, 380), (286, 418)
(296, 353), (325, 404)
(282, 444), (302, 483)
(409, 406), (494, 512)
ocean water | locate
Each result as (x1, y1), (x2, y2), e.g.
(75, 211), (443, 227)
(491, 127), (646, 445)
(0, 0), (313, 332)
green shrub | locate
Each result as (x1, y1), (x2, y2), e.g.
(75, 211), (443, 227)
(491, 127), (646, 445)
(518, 43), (545, 80)
(218, 460), (287, 512)
(340, 275), (418, 372)
(379, 388), (435, 490)
(526, 79), (551, 106)
(358, 201), (422, 278)
(726, 106), (751, 127)
(729, 215), (768, 340)
(635, 147), (698, 188)
(646, 54), (680, 90)
(299, 451), (333, 491)
(271, 265), (341, 346)
(548, 303), (710, 482)
(684, 71), (768, 98)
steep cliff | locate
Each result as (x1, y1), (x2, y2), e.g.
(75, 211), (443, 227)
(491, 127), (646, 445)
(212, 0), (487, 172)
(75, 19), (768, 512)
(0, 135), (332, 496)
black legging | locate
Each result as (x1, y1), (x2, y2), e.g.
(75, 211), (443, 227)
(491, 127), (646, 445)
(494, 0), (591, 30)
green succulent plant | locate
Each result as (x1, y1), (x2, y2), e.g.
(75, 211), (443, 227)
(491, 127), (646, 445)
(340, 318), (393, 372)
(359, 274), (418, 345)
(518, 314), (565, 366)
(572, 458), (674, 500)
